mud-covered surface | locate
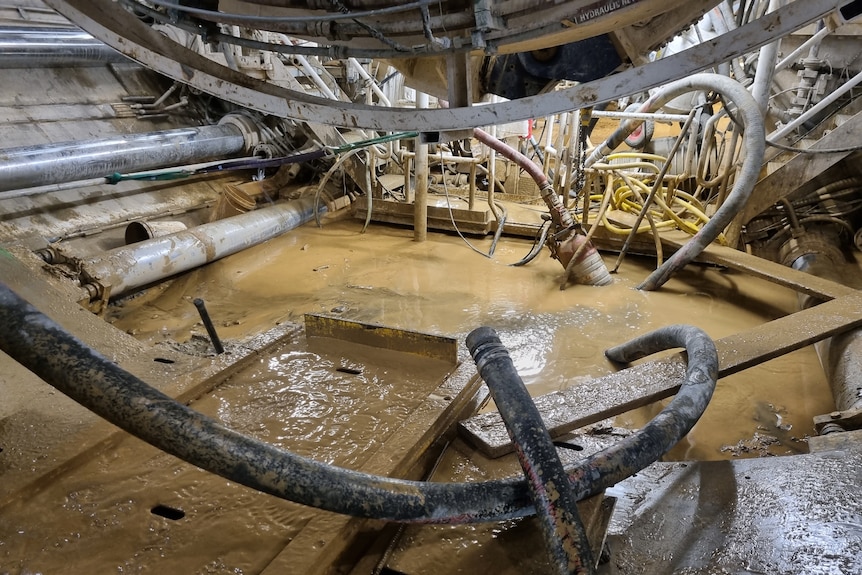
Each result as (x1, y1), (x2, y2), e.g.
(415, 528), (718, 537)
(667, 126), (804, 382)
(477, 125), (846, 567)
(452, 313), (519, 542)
(107, 217), (834, 460)
(0, 328), (453, 573)
(0, 215), (851, 574)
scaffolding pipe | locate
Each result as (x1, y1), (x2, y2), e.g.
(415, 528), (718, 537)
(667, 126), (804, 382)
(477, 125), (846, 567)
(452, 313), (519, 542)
(0, 124), (246, 193)
(0, 297), (718, 526)
(0, 26), (128, 67)
(81, 197), (322, 299)
(584, 73), (765, 291)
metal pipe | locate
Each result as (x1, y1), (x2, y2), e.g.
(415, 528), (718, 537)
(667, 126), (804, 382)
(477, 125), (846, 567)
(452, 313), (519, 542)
(81, 197), (321, 299)
(775, 22), (833, 72)
(414, 91), (429, 241)
(294, 54), (339, 100)
(0, 25), (128, 67)
(193, 298), (225, 355)
(0, 124), (246, 193)
(791, 254), (862, 412)
(584, 73), (765, 291)
(767, 66), (862, 143)
(347, 58), (391, 106)
(751, 0), (782, 113)
(0, 294), (718, 524)
(468, 327), (595, 575)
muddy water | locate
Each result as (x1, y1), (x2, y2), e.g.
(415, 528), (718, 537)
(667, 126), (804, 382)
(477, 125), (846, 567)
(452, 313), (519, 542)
(0, 328), (451, 573)
(6, 216), (837, 574)
(109, 217), (833, 460)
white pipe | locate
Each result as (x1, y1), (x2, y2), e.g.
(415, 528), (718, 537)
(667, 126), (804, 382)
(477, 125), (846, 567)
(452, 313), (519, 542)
(590, 110), (690, 123)
(775, 24), (833, 72)
(751, 0), (783, 112)
(82, 197), (322, 298)
(294, 55), (339, 101)
(347, 58), (391, 106)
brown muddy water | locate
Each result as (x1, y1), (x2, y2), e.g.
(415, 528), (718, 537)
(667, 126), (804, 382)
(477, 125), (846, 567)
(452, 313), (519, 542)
(2, 215), (837, 573)
(107, 216), (833, 460)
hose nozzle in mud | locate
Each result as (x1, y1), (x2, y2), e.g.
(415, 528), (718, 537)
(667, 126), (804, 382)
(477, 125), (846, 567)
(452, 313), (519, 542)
(556, 233), (613, 287)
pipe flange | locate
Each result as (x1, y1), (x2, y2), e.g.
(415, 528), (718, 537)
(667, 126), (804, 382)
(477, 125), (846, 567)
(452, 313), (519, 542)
(219, 112), (263, 152)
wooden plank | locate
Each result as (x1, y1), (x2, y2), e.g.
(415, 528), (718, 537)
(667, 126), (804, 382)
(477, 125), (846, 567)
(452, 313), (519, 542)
(305, 313), (458, 364)
(662, 239), (857, 300)
(352, 196), (492, 234)
(459, 290), (862, 458)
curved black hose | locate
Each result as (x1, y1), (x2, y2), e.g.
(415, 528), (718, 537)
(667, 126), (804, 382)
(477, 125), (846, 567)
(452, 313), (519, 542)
(468, 327), (595, 575)
(511, 219), (551, 267)
(0, 283), (716, 524)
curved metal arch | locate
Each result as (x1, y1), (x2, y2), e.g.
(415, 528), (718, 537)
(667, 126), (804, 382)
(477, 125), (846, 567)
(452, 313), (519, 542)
(48, 0), (845, 131)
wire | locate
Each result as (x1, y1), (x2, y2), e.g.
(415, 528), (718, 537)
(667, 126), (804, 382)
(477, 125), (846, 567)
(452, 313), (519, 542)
(765, 139), (862, 154)
(439, 150), (495, 259)
(138, 0), (435, 24)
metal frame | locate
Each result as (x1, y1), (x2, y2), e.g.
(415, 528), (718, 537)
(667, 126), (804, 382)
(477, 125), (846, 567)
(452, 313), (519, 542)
(47, 0), (851, 131)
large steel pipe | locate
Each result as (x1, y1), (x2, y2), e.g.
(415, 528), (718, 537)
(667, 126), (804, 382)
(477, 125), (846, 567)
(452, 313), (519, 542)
(0, 124), (246, 193)
(81, 197), (322, 299)
(0, 25), (128, 67)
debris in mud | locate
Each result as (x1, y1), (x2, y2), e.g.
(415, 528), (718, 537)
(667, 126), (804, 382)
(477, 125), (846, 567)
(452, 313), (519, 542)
(719, 431), (808, 457)
(720, 432), (781, 457)
(156, 333), (230, 357)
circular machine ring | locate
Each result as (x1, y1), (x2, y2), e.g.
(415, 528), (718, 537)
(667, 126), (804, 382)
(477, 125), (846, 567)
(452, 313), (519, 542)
(46, 0), (836, 131)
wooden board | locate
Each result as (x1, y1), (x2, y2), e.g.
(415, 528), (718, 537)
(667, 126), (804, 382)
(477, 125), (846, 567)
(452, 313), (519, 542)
(460, 290), (862, 458)
(305, 313), (458, 364)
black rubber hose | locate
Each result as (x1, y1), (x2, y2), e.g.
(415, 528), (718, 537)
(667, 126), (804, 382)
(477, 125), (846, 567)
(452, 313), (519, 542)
(468, 327), (595, 575)
(0, 282), (717, 524)
(511, 219), (551, 267)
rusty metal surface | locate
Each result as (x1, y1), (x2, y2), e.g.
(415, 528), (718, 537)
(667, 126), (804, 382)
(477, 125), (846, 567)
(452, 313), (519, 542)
(305, 313), (459, 364)
(460, 290), (862, 458)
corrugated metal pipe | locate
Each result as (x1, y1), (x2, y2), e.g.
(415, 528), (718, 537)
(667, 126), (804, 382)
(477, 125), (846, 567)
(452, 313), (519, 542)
(0, 123), (246, 193)
(584, 73), (765, 291)
(0, 25), (128, 67)
(80, 197), (323, 300)
(0, 289), (718, 526)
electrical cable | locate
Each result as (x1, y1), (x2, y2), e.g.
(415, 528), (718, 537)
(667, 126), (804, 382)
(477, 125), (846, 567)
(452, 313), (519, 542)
(765, 139), (862, 154)
(138, 0), (435, 24)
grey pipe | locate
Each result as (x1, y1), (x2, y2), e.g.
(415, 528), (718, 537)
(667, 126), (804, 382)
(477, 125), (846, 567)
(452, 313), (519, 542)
(584, 73), (765, 291)
(791, 254), (862, 412)
(0, 124), (246, 193)
(0, 26), (128, 67)
(82, 197), (322, 299)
